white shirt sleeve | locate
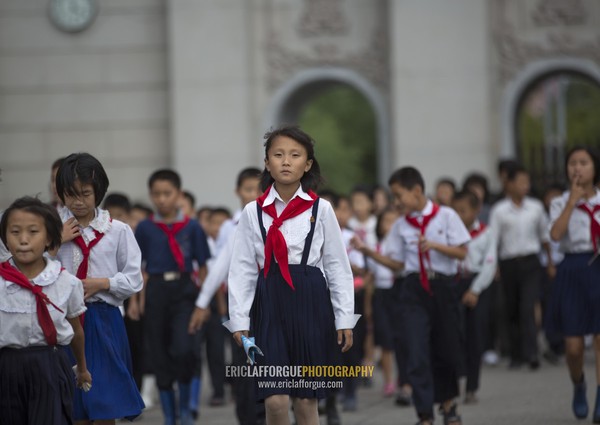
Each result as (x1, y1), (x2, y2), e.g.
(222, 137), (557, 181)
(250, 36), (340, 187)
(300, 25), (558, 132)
(538, 203), (550, 244)
(470, 230), (497, 295)
(108, 224), (144, 301)
(66, 275), (87, 319)
(196, 232), (235, 309)
(223, 205), (259, 333)
(321, 203), (360, 330)
(386, 218), (406, 263)
(446, 209), (471, 247)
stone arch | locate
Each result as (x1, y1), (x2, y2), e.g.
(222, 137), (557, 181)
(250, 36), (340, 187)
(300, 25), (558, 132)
(264, 68), (391, 184)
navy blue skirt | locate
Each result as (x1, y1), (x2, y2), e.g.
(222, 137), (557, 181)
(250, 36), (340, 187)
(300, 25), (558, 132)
(0, 345), (74, 425)
(548, 253), (600, 336)
(250, 264), (339, 400)
(71, 302), (144, 421)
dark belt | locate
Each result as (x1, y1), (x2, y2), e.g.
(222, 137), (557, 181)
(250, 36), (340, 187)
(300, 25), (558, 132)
(407, 271), (455, 281)
(149, 271), (190, 282)
(501, 254), (538, 263)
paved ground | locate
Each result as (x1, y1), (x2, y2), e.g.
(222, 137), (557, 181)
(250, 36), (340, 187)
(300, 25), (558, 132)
(133, 352), (597, 425)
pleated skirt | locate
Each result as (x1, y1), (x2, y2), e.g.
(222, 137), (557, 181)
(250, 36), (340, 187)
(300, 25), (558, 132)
(71, 302), (144, 421)
(0, 345), (74, 425)
(250, 264), (339, 400)
(548, 253), (600, 336)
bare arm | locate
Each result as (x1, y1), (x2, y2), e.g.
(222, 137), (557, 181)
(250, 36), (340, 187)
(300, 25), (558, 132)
(551, 180), (585, 241)
(423, 238), (468, 260)
(67, 317), (92, 389)
(351, 236), (404, 271)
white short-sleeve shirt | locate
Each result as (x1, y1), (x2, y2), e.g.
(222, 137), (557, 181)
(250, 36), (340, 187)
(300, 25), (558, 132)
(0, 259), (86, 348)
(549, 190), (600, 253)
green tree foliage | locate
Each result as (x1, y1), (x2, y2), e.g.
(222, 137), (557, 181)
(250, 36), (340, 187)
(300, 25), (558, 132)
(298, 85), (377, 194)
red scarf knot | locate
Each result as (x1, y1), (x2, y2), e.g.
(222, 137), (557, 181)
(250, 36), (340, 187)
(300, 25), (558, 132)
(152, 215), (190, 272)
(405, 203), (441, 295)
(577, 203), (600, 253)
(256, 185), (318, 290)
(0, 261), (63, 345)
(73, 229), (106, 280)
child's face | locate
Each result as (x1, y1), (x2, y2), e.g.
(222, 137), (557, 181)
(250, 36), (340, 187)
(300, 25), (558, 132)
(379, 210), (400, 237)
(5, 210), (50, 270)
(236, 177), (261, 206)
(197, 209), (211, 232)
(435, 183), (455, 206)
(63, 181), (96, 222)
(465, 183), (485, 204)
(373, 188), (389, 213)
(452, 198), (478, 228)
(106, 206), (130, 224)
(208, 212), (229, 240)
(567, 149), (595, 186)
(129, 208), (149, 231)
(150, 180), (181, 218)
(507, 172), (530, 199)
(350, 192), (373, 220)
(390, 183), (422, 213)
(334, 198), (353, 228)
(265, 136), (313, 188)
(179, 196), (195, 218)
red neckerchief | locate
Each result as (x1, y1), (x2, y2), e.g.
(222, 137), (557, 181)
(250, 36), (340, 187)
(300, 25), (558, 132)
(469, 221), (487, 239)
(577, 203), (600, 252)
(256, 185), (317, 290)
(0, 261), (63, 345)
(73, 230), (106, 280)
(405, 203), (441, 294)
(152, 215), (190, 272)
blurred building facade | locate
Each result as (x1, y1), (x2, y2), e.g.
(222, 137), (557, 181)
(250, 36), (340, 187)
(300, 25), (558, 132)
(1, 0), (599, 208)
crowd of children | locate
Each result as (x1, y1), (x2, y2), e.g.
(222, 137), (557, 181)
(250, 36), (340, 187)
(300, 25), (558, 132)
(1, 129), (600, 425)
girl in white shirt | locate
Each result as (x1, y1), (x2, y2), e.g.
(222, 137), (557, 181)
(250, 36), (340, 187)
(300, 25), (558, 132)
(549, 146), (600, 422)
(55, 153), (145, 424)
(224, 126), (358, 425)
(0, 196), (90, 425)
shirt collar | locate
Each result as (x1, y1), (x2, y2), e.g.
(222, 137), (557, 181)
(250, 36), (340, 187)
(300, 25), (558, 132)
(61, 207), (112, 234)
(470, 219), (481, 232)
(7, 258), (61, 287)
(153, 209), (185, 224)
(408, 199), (433, 218)
(576, 189), (600, 207)
(262, 184), (312, 207)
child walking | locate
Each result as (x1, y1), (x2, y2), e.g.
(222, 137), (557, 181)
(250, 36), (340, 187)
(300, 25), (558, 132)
(224, 126), (358, 425)
(548, 146), (600, 421)
(55, 153), (145, 424)
(0, 196), (91, 425)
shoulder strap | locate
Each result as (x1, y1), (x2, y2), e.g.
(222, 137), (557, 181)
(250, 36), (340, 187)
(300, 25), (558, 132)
(256, 202), (267, 244)
(300, 198), (320, 266)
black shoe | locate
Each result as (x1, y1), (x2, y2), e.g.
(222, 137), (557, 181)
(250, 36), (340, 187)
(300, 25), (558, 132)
(395, 388), (413, 407)
(440, 403), (462, 425)
(529, 359), (540, 370)
(572, 375), (588, 419)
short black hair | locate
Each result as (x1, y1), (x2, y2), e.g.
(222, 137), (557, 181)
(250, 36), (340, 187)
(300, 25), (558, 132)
(543, 182), (566, 196)
(56, 153), (109, 207)
(351, 184), (374, 201)
(261, 125), (323, 192)
(103, 193), (132, 213)
(506, 164), (528, 182)
(463, 172), (490, 203)
(51, 157), (65, 171)
(131, 203), (153, 216)
(236, 167), (262, 189)
(565, 146), (600, 184)
(452, 189), (480, 210)
(148, 169), (181, 190)
(318, 190), (340, 208)
(209, 207), (231, 219)
(436, 178), (456, 191)
(0, 196), (63, 251)
(497, 159), (520, 175)
(182, 191), (196, 209)
(388, 167), (425, 192)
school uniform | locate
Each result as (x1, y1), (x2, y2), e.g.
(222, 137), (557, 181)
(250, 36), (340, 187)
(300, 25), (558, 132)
(349, 215), (378, 249)
(386, 200), (470, 419)
(368, 238), (396, 352)
(489, 197), (548, 365)
(224, 184), (359, 400)
(135, 211), (210, 391)
(548, 190), (600, 336)
(457, 220), (497, 393)
(57, 208), (145, 421)
(0, 258), (86, 425)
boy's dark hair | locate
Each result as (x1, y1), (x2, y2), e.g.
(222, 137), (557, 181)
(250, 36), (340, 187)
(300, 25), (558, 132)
(182, 191), (196, 209)
(463, 172), (490, 203)
(0, 196), (63, 251)
(148, 169), (181, 190)
(565, 145), (600, 184)
(506, 164), (528, 182)
(388, 167), (425, 192)
(103, 193), (132, 213)
(497, 159), (520, 176)
(209, 207), (232, 219)
(56, 153), (109, 207)
(544, 182), (566, 196)
(436, 178), (456, 191)
(260, 125), (323, 192)
(452, 189), (481, 210)
(196, 206), (212, 218)
(350, 184), (374, 201)
(236, 167), (262, 189)
(51, 157), (65, 172)
(318, 190), (340, 208)
(132, 203), (153, 216)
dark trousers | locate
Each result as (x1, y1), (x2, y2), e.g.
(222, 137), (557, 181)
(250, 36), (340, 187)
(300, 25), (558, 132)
(231, 341), (265, 425)
(499, 255), (541, 363)
(201, 297), (226, 398)
(457, 278), (490, 393)
(123, 298), (144, 390)
(392, 277), (409, 386)
(144, 275), (199, 390)
(401, 275), (461, 419)
(541, 271), (564, 355)
(343, 289), (365, 398)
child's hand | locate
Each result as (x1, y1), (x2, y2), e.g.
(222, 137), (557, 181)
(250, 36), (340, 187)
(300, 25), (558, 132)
(62, 217), (80, 243)
(82, 278), (110, 300)
(568, 175), (586, 206)
(337, 329), (353, 353)
(350, 236), (367, 253)
(546, 263), (557, 280)
(462, 290), (479, 308)
(419, 235), (435, 252)
(188, 307), (210, 334)
(76, 367), (92, 392)
(233, 330), (249, 347)
(126, 296), (141, 321)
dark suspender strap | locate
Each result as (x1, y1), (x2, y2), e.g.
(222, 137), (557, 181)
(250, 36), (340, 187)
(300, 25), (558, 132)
(256, 202), (267, 244)
(300, 198), (320, 266)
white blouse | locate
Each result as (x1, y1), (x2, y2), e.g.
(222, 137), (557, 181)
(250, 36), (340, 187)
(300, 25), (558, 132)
(0, 259), (86, 348)
(56, 208), (143, 306)
(224, 185), (359, 333)
(550, 190), (600, 253)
